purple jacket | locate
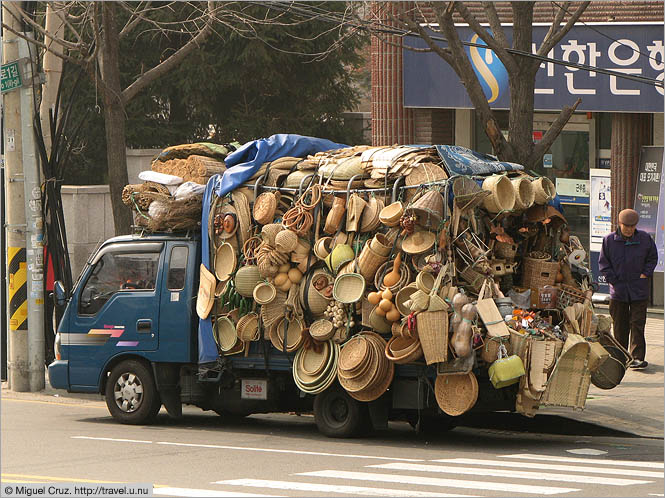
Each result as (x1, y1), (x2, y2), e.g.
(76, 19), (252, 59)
(599, 228), (658, 302)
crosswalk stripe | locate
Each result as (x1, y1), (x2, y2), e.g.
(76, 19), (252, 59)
(154, 487), (282, 497)
(370, 462), (652, 486)
(502, 454), (664, 469)
(298, 470), (580, 495)
(430, 458), (664, 478)
(216, 478), (478, 497)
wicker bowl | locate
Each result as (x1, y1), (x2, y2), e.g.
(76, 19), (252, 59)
(434, 372), (478, 416)
(310, 319), (335, 341)
(333, 272), (366, 304)
(253, 281), (277, 305)
(379, 201), (404, 227)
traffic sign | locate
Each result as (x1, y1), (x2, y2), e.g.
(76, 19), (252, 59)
(1, 61), (23, 94)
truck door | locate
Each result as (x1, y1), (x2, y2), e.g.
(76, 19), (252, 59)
(67, 242), (163, 388)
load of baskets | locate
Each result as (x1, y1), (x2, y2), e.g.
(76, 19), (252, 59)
(124, 140), (624, 418)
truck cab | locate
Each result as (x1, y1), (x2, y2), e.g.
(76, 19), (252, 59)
(48, 233), (199, 421)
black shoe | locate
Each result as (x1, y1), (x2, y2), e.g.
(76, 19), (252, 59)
(630, 360), (648, 369)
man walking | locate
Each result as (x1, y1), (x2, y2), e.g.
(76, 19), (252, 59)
(599, 209), (658, 369)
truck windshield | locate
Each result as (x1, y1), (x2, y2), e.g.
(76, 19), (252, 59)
(78, 251), (160, 315)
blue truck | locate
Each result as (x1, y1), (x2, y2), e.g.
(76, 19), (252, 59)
(47, 230), (515, 437)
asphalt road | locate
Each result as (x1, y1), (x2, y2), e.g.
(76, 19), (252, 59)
(1, 396), (663, 498)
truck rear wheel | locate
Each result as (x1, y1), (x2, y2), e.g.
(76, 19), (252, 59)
(314, 387), (369, 438)
(105, 360), (161, 425)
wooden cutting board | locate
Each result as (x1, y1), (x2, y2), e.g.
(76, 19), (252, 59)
(476, 298), (511, 338)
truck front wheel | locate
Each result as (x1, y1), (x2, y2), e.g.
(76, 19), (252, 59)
(314, 387), (369, 438)
(105, 360), (161, 425)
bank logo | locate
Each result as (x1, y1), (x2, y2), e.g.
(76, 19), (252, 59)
(467, 33), (508, 104)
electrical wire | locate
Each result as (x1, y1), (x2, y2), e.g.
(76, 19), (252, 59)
(256, 1), (663, 88)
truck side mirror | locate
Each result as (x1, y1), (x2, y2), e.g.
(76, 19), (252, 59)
(54, 281), (68, 307)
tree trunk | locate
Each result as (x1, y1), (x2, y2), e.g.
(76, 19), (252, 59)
(100, 3), (132, 235)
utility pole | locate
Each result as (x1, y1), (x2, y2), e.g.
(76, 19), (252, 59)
(3, 2), (45, 391)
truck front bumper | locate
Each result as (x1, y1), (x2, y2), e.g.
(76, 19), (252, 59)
(48, 360), (69, 391)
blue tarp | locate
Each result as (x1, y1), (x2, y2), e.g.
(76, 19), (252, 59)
(198, 134), (347, 364)
(436, 145), (524, 176)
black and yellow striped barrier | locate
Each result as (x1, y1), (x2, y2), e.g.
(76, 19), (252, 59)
(8, 247), (27, 331)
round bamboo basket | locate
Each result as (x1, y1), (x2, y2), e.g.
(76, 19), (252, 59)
(434, 372), (479, 416)
(482, 175), (515, 213)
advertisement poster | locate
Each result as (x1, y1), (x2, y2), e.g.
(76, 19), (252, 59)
(655, 152), (665, 272)
(634, 146), (664, 235)
(590, 169), (612, 293)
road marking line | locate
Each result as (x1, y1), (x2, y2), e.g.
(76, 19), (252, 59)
(155, 487), (281, 497)
(155, 441), (424, 462)
(370, 462), (652, 486)
(1, 473), (126, 484)
(566, 448), (607, 455)
(216, 478), (477, 497)
(72, 436), (153, 444)
(298, 470), (579, 495)
(502, 453), (664, 469)
(2, 398), (105, 408)
(429, 458), (664, 478)
(71, 435), (425, 462)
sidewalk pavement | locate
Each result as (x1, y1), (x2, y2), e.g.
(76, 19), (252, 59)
(2, 316), (663, 439)
(547, 313), (664, 439)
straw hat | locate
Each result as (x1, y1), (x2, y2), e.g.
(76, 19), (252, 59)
(214, 242), (236, 282)
(402, 230), (436, 255)
(253, 192), (278, 225)
(253, 281), (276, 305)
(197, 264), (216, 319)
(284, 170), (311, 188)
(310, 319), (335, 341)
(434, 372), (479, 416)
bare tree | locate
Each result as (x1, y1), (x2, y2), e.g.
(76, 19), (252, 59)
(366, 1), (590, 169)
(3, 2), (221, 233)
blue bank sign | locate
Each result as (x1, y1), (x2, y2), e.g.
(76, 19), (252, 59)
(404, 24), (664, 113)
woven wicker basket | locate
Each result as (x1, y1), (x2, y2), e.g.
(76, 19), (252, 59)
(459, 266), (485, 293)
(557, 284), (589, 310)
(235, 265), (261, 297)
(521, 256), (559, 291)
(357, 241), (389, 282)
(417, 310), (448, 365)
(434, 372), (478, 416)
(482, 175), (516, 213)
(541, 342), (591, 409)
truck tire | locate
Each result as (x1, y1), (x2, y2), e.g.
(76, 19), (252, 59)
(314, 387), (368, 438)
(105, 360), (161, 425)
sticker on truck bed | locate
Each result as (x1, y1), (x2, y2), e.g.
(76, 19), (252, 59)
(241, 379), (268, 400)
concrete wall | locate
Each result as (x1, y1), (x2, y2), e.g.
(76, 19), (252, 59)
(126, 148), (161, 184)
(61, 149), (159, 280)
(61, 185), (115, 281)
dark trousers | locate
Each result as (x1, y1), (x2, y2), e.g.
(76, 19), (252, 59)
(609, 299), (648, 361)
